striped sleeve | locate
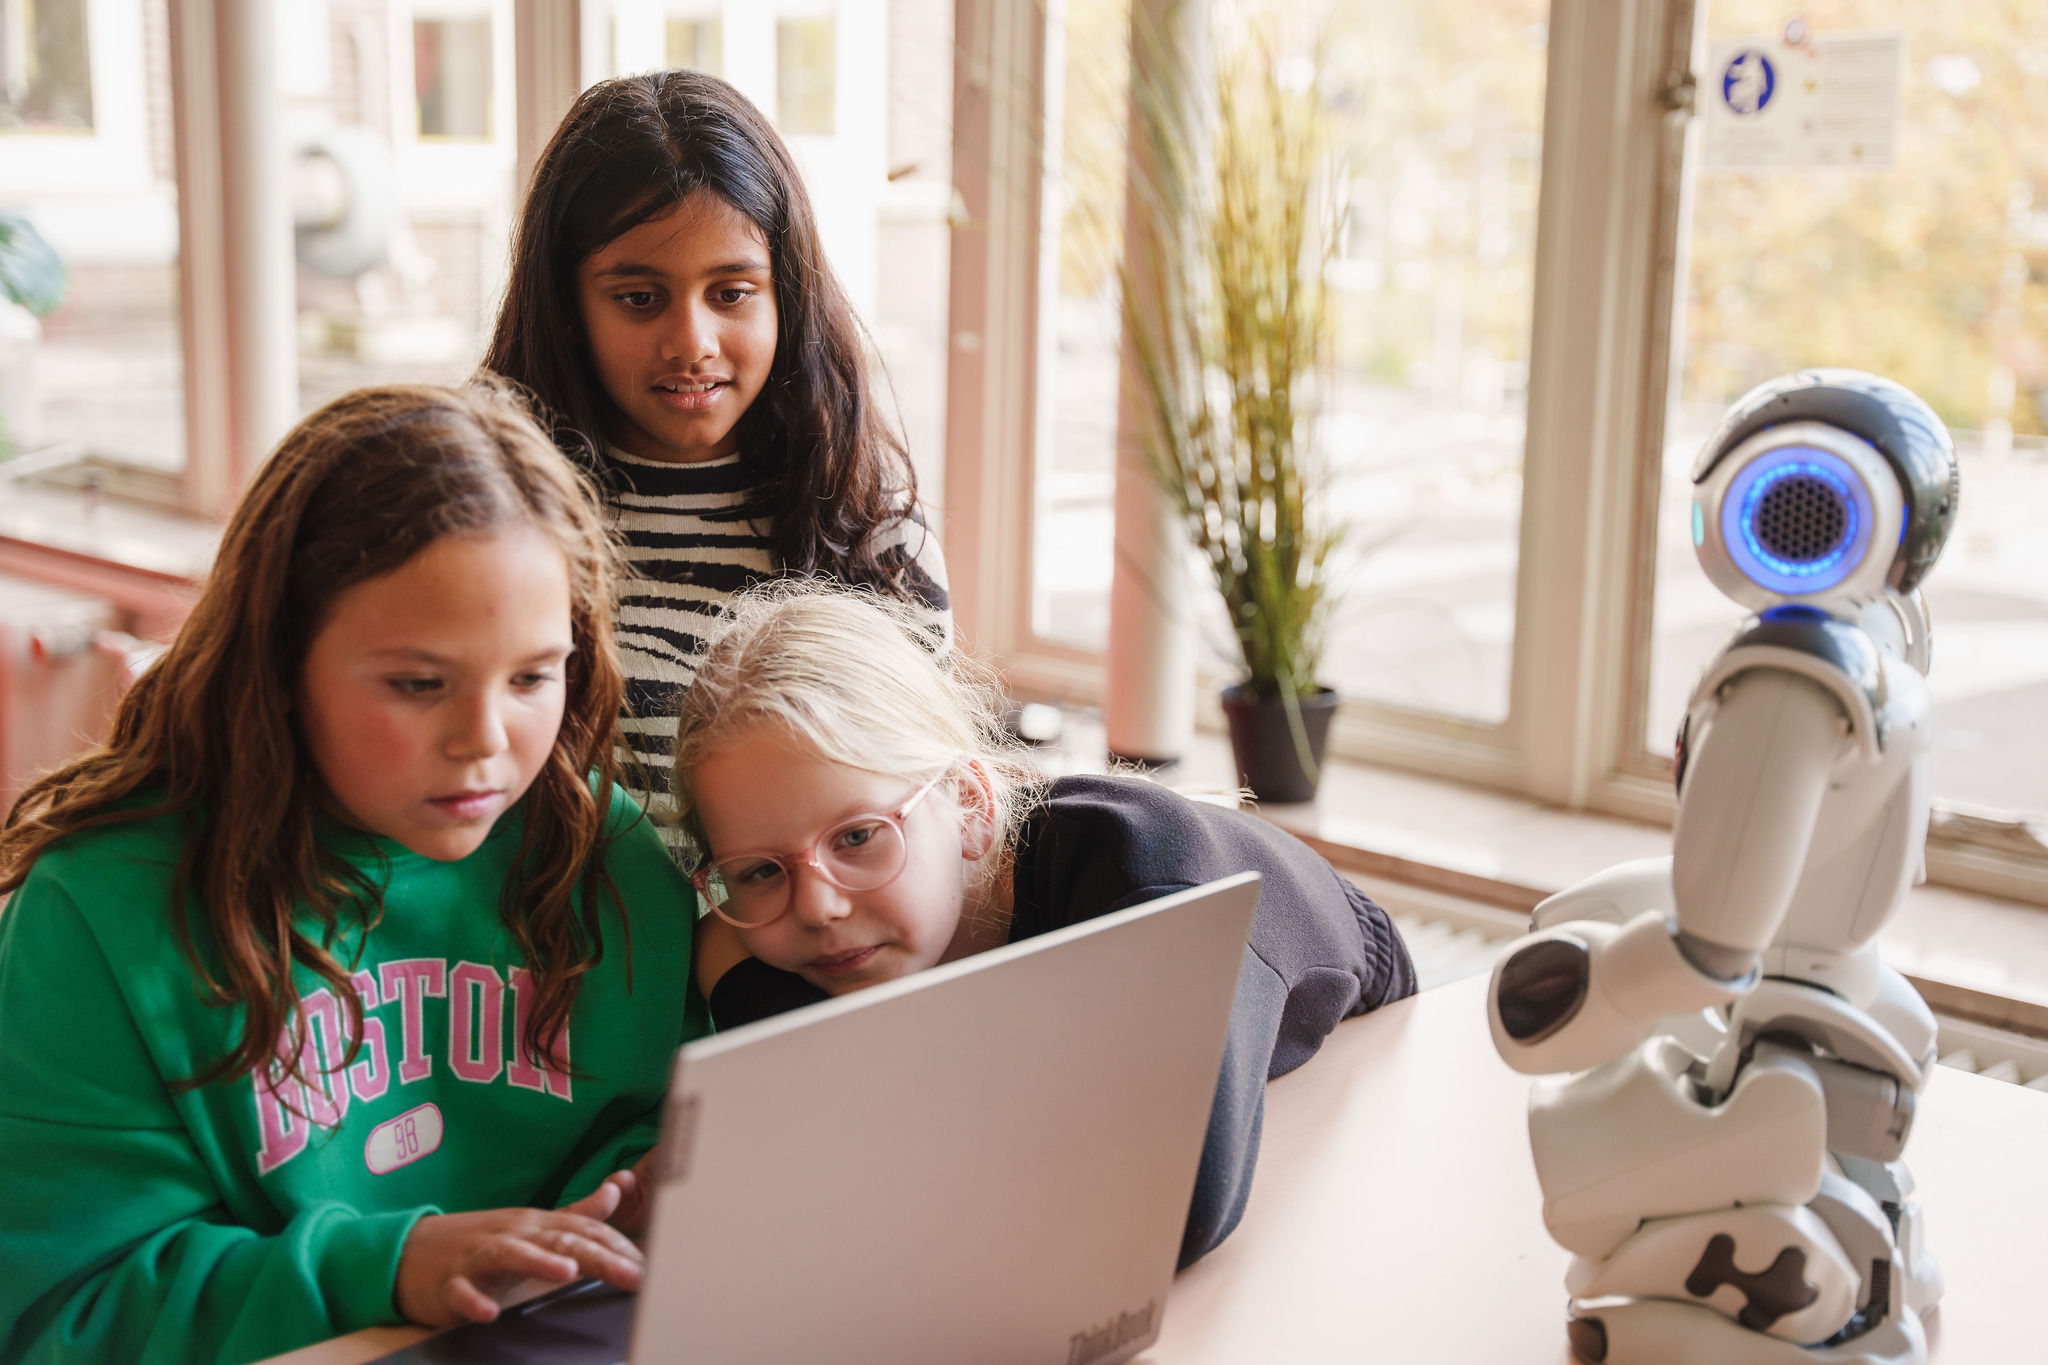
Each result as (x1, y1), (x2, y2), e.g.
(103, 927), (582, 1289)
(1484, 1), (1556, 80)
(598, 446), (955, 864)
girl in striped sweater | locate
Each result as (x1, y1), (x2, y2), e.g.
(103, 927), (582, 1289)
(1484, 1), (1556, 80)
(483, 70), (950, 834)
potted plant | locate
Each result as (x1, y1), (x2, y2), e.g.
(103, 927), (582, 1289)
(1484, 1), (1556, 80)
(1124, 18), (1347, 802)
(0, 210), (66, 461)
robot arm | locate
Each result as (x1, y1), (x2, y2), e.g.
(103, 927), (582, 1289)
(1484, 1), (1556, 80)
(1490, 666), (1849, 1076)
(1488, 910), (1746, 1075)
(1671, 667), (1849, 963)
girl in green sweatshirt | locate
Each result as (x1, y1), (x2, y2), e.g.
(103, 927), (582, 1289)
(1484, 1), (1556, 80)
(0, 384), (707, 1365)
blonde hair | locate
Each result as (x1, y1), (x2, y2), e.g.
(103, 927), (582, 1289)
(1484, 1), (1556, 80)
(671, 583), (1042, 895)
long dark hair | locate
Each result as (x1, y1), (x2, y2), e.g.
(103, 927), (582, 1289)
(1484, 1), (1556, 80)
(483, 69), (919, 593)
(1, 383), (629, 1091)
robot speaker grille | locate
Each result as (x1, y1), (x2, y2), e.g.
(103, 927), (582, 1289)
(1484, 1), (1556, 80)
(1752, 473), (1849, 565)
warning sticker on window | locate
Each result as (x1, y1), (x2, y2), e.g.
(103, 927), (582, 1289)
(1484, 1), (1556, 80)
(1702, 28), (1903, 172)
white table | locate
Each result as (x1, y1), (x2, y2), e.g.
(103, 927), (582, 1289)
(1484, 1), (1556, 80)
(270, 976), (2047, 1363)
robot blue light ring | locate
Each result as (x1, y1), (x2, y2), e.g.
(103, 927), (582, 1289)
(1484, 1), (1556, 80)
(1718, 444), (1874, 597)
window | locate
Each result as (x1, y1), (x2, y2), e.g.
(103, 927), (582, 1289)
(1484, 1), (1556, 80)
(293, 2), (518, 422)
(414, 15), (494, 140)
(1014, 0), (1546, 727)
(0, 0), (182, 479)
(667, 15), (723, 75)
(0, 0), (93, 132)
(1028, 0), (1128, 651)
(961, 0), (2048, 925)
(1309, 1), (1548, 724)
(1648, 2), (2048, 827)
(776, 14), (835, 136)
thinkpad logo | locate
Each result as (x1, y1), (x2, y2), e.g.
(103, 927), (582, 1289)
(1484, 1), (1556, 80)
(1065, 1300), (1157, 1365)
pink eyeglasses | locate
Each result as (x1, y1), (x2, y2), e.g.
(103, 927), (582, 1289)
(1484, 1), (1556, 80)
(691, 771), (947, 927)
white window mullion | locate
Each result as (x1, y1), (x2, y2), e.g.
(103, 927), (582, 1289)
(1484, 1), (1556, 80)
(1510, 0), (1693, 812)
(513, 0), (584, 198)
(942, 0), (1050, 662)
(166, 0), (297, 516)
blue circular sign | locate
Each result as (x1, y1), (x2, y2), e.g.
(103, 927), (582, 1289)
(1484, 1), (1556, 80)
(1721, 49), (1776, 116)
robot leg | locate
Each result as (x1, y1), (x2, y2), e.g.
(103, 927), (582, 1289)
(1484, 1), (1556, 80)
(1530, 1037), (1827, 1260)
(1837, 1153), (1944, 1317)
(1536, 1037), (1927, 1363)
(1565, 1167), (1912, 1349)
(1564, 1297), (1926, 1365)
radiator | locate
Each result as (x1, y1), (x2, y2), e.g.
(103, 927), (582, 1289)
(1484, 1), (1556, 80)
(0, 572), (124, 814)
(1935, 1015), (2048, 1093)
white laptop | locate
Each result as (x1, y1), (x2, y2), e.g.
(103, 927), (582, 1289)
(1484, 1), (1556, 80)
(379, 872), (1259, 1365)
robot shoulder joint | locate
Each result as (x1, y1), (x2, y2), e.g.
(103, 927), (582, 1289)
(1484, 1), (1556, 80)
(1694, 608), (1884, 762)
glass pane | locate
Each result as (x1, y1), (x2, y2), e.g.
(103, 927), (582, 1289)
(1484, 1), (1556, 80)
(1029, 1), (1546, 719)
(0, 0), (93, 132)
(590, 0), (952, 498)
(1650, 2), (2048, 818)
(875, 0), (953, 504)
(0, 0), (183, 475)
(1028, 0), (1128, 649)
(293, 2), (516, 420)
(667, 16), (724, 76)
(776, 16), (835, 136)
(415, 16), (494, 140)
(1314, 4), (1546, 723)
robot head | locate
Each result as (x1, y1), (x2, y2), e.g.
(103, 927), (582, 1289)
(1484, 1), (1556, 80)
(1691, 369), (1958, 612)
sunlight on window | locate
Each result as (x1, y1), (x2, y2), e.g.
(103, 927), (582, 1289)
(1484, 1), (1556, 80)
(1311, 2), (1546, 725)
(414, 16), (493, 140)
(777, 16), (835, 135)
(297, 4), (513, 423)
(1029, 0), (1129, 651)
(666, 16), (723, 77)
(0, 0), (92, 133)
(1030, 0), (1547, 730)
(1651, 1), (2048, 820)
(0, 0), (181, 475)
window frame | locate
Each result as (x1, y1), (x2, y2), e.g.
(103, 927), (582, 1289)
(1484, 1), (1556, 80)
(129, 0), (2048, 909)
(394, 1), (518, 196)
(0, 0), (151, 175)
(162, 0), (527, 518)
(948, 0), (2048, 909)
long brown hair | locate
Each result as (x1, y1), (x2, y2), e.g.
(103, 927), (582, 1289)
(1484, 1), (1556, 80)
(482, 69), (922, 594)
(0, 383), (628, 1091)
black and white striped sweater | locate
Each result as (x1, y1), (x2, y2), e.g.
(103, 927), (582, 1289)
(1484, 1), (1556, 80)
(602, 445), (952, 838)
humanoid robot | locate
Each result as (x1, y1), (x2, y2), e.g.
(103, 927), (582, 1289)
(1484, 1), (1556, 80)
(1487, 370), (1959, 1365)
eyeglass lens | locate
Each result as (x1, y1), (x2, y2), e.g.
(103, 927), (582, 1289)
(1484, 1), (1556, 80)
(704, 816), (909, 924)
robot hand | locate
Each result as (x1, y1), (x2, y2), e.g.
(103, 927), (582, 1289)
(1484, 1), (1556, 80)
(1488, 908), (1747, 1075)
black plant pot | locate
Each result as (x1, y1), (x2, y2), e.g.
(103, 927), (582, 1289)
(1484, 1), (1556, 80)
(1219, 684), (1340, 803)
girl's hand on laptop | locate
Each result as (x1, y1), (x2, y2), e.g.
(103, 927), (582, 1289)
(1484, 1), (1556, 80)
(394, 1195), (645, 1327)
(589, 1149), (661, 1238)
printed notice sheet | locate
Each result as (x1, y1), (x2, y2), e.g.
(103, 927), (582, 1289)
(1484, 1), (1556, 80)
(1702, 27), (1904, 172)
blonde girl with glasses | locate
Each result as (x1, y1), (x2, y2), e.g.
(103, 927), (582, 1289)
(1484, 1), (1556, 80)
(672, 583), (1418, 1269)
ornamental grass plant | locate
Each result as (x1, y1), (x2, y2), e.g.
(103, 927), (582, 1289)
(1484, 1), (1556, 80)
(1123, 9), (1347, 734)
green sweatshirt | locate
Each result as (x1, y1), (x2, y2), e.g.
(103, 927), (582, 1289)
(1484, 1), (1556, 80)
(0, 784), (706, 1365)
